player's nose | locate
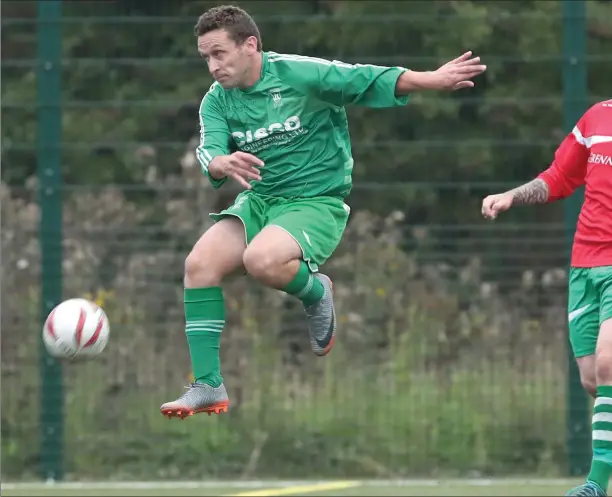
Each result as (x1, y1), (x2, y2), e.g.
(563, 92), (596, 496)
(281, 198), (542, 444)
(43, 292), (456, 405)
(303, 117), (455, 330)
(207, 59), (220, 73)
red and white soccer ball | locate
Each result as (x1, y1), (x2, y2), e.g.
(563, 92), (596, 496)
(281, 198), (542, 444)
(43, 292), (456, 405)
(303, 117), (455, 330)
(42, 298), (110, 360)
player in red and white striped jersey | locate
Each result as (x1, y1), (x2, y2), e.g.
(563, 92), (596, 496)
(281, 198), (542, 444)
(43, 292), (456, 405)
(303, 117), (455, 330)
(482, 99), (612, 497)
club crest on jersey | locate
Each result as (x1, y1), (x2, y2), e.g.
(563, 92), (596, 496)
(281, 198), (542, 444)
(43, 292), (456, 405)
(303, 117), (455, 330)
(269, 88), (282, 108)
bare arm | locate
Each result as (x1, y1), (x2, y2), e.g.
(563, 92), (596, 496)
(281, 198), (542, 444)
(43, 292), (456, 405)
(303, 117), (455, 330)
(208, 157), (227, 180)
(500, 122), (589, 207)
(395, 52), (486, 94)
(482, 113), (590, 220)
(506, 178), (550, 205)
(395, 71), (435, 94)
(481, 178), (550, 219)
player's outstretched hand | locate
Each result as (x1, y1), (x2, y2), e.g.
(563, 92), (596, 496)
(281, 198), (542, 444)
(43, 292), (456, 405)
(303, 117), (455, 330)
(211, 152), (264, 189)
(481, 192), (514, 220)
(432, 51), (487, 91)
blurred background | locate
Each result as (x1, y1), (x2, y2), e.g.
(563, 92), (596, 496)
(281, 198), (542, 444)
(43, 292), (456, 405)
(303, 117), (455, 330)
(2, 0), (612, 491)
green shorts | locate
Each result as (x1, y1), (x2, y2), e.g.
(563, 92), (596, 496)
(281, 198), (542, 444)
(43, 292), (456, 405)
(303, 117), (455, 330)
(568, 266), (612, 358)
(209, 192), (350, 272)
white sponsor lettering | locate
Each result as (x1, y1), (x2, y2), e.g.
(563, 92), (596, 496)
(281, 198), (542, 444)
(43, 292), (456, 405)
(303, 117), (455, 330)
(232, 115), (302, 147)
(588, 154), (612, 166)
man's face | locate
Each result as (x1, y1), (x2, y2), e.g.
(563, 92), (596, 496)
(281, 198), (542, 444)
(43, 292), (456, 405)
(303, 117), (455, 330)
(197, 29), (256, 89)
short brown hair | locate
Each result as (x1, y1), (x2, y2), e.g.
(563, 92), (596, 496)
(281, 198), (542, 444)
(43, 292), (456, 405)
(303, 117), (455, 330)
(194, 5), (262, 51)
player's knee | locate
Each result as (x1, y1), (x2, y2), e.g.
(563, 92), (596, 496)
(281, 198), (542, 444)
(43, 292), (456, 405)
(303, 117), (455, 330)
(581, 371), (597, 397)
(596, 349), (612, 385)
(596, 319), (612, 384)
(184, 249), (220, 287)
(596, 355), (612, 385)
(242, 246), (276, 281)
(576, 355), (597, 397)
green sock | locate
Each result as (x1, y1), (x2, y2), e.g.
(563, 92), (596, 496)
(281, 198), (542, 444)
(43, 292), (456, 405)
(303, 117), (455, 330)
(283, 261), (324, 307)
(588, 385), (612, 492)
(184, 287), (225, 388)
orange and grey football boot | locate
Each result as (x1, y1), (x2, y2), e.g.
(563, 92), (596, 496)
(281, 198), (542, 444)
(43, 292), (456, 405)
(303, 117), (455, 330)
(160, 382), (229, 419)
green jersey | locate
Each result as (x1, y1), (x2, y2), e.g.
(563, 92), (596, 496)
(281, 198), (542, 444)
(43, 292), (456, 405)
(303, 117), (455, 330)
(197, 51), (410, 199)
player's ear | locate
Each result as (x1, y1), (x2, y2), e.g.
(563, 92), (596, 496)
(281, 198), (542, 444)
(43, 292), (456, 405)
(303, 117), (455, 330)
(244, 35), (258, 54)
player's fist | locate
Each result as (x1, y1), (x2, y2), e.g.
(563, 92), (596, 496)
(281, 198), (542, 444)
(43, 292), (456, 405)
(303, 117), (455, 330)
(481, 192), (514, 220)
(209, 152), (264, 190)
(432, 51), (487, 91)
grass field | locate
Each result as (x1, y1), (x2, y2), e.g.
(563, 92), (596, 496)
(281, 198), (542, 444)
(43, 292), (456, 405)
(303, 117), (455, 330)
(1, 479), (582, 496)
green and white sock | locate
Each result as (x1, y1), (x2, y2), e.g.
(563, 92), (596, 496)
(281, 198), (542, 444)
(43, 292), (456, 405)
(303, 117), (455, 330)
(283, 261), (324, 307)
(184, 286), (224, 388)
(588, 385), (612, 492)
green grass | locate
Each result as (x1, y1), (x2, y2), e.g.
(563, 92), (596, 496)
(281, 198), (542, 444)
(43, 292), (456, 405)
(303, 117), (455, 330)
(1, 479), (584, 496)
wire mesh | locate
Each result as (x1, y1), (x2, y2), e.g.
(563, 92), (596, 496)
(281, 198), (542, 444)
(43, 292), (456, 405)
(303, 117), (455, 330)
(2, 0), (611, 481)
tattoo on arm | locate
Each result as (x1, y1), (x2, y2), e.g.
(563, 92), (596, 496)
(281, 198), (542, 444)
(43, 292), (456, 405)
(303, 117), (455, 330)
(508, 178), (550, 206)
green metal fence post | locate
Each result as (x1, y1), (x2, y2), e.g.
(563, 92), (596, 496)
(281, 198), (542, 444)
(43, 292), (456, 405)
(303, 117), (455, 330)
(562, 0), (590, 477)
(37, 0), (64, 482)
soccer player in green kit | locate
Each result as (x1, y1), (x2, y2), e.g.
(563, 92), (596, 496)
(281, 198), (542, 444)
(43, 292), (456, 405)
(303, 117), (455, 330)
(160, 5), (486, 418)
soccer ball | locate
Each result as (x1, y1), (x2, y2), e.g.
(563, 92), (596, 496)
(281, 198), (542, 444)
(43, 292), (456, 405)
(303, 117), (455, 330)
(42, 298), (110, 360)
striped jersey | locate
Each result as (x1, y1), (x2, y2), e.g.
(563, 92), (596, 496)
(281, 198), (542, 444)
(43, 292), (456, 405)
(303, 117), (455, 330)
(196, 51), (409, 199)
(538, 100), (612, 267)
